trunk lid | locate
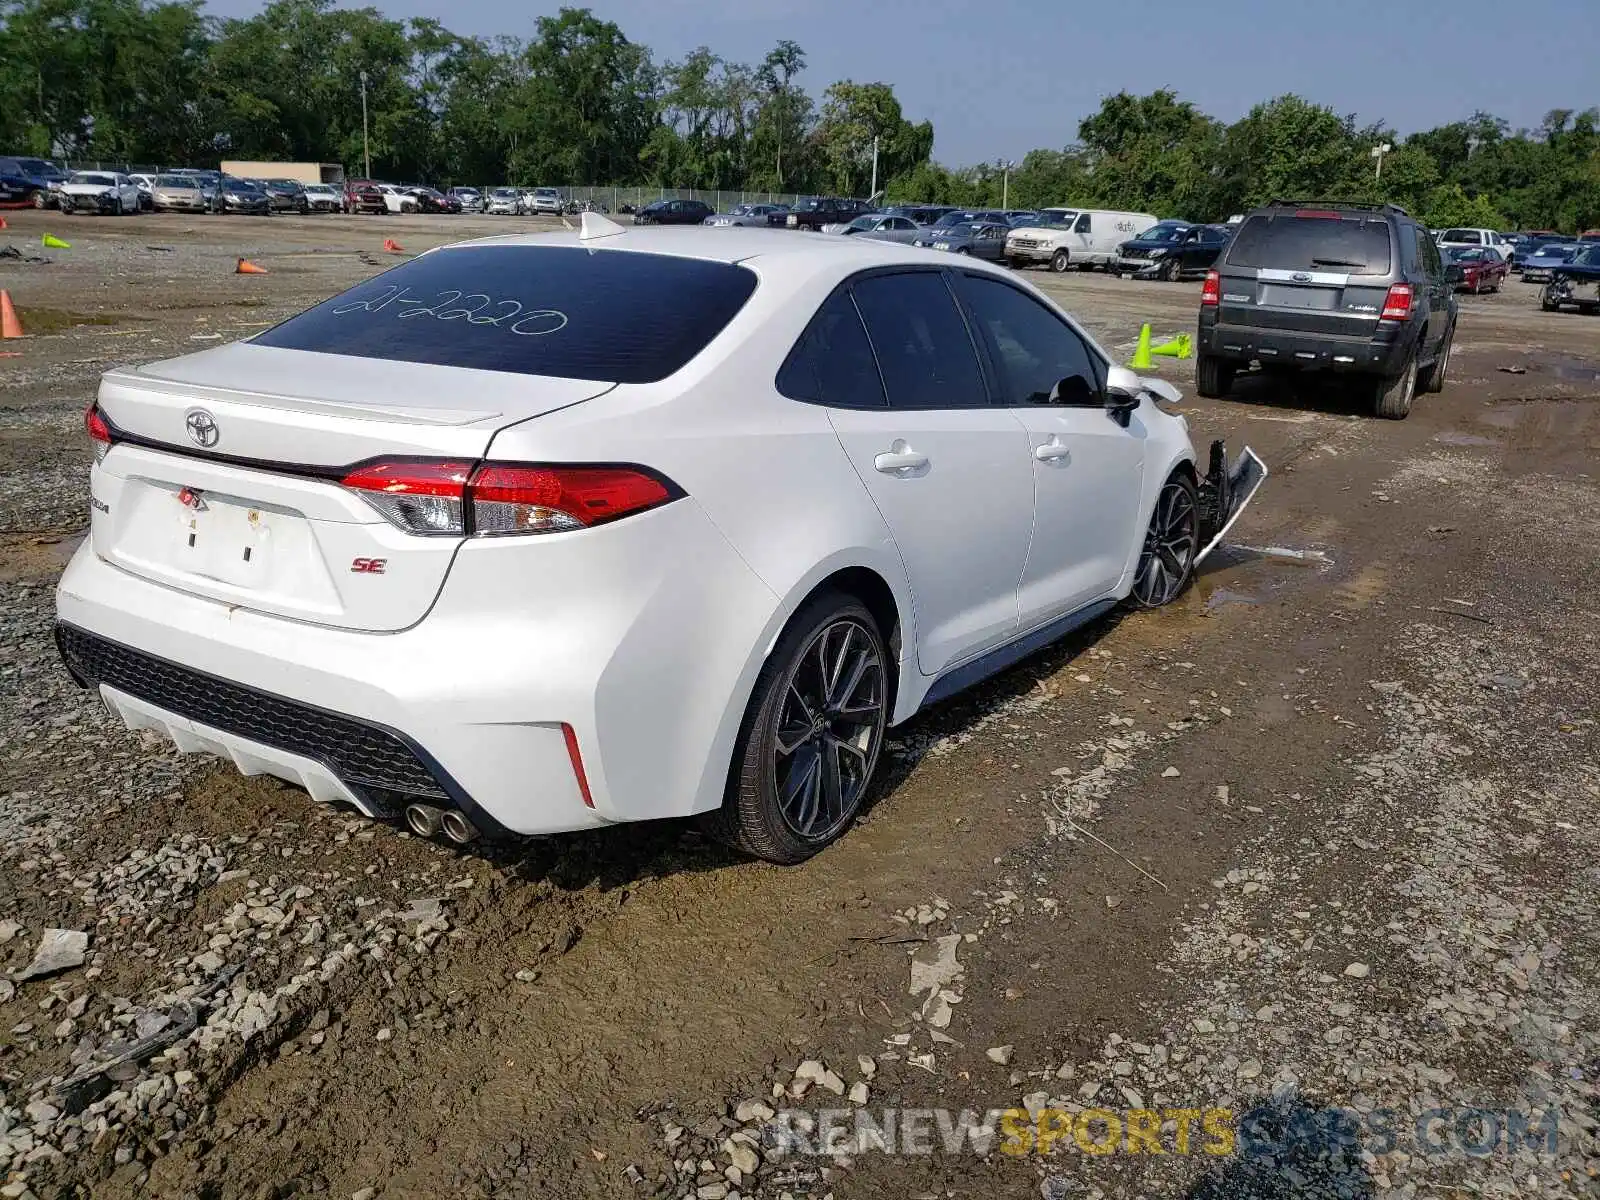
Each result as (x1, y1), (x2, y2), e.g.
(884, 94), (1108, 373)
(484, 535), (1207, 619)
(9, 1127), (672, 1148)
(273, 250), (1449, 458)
(92, 341), (612, 631)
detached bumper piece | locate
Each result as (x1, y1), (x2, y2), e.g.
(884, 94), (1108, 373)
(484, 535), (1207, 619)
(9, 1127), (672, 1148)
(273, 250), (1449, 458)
(1196, 440), (1269, 565)
(54, 623), (471, 817)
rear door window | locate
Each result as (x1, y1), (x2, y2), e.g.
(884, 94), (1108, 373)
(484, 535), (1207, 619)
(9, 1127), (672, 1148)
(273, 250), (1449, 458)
(253, 246), (757, 383)
(1226, 213), (1393, 275)
(851, 272), (988, 409)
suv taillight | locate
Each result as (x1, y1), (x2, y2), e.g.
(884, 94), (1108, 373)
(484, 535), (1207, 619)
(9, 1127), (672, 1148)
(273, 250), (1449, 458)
(1201, 270), (1220, 306)
(1380, 282), (1413, 321)
(341, 459), (680, 537)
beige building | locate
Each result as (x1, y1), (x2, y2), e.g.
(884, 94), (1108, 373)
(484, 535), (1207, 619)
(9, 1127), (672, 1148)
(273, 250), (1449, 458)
(220, 161), (345, 185)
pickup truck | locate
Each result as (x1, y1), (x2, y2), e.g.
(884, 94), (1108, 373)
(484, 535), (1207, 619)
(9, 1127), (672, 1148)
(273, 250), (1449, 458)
(773, 197), (875, 231)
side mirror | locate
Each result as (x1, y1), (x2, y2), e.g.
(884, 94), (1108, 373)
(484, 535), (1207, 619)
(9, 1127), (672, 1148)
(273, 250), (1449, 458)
(1105, 387), (1142, 428)
(1047, 374), (1101, 407)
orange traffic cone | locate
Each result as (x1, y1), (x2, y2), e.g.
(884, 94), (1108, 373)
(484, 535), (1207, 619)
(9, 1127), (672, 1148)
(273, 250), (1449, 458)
(0, 290), (22, 339)
(0, 216), (8, 230)
(382, 238), (405, 254)
(236, 258), (268, 275)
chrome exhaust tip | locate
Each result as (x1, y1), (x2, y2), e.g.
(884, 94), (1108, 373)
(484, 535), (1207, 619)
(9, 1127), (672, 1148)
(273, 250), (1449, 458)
(439, 808), (479, 845)
(404, 803), (444, 838)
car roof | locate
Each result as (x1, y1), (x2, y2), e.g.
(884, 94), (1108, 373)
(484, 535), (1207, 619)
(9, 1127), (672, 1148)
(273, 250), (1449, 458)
(438, 225), (1013, 282)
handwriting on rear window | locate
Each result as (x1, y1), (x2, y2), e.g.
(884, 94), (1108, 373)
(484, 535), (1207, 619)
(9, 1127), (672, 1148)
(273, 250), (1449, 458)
(331, 287), (568, 336)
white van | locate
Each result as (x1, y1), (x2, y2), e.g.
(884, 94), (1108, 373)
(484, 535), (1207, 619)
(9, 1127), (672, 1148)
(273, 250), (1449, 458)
(1006, 208), (1160, 272)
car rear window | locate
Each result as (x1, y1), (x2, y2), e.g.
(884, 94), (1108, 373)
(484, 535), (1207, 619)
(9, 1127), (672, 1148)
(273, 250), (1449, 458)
(253, 246), (758, 383)
(1225, 213), (1393, 275)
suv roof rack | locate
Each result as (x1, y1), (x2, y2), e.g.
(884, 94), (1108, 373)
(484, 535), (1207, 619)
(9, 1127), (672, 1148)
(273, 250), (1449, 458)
(1266, 199), (1410, 217)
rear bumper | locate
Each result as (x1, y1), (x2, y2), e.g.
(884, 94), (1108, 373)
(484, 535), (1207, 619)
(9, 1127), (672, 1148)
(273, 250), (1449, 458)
(54, 497), (779, 837)
(1198, 317), (1411, 376)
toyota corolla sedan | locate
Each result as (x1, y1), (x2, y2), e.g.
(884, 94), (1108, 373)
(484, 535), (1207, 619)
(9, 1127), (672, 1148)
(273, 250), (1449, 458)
(56, 217), (1264, 864)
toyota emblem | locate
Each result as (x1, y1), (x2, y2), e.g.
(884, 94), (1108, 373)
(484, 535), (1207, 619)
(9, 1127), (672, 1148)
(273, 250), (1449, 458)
(184, 408), (219, 448)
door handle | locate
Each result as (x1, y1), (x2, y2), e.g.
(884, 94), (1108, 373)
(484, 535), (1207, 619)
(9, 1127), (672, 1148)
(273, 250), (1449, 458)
(1033, 439), (1072, 462)
(874, 449), (929, 474)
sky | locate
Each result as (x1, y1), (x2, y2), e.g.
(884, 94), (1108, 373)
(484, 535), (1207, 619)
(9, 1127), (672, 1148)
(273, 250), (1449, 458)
(202, 0), (1599, 166)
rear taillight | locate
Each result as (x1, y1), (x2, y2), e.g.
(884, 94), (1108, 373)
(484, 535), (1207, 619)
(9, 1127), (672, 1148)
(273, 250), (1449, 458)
(85, 404), (112, 462)
(1380, 282), (1413, 321)
(469, 465), (674, 536)
(340, 459), (474, 535)
(341, 459), (678, 537)
(1201, 270), (1220, 306)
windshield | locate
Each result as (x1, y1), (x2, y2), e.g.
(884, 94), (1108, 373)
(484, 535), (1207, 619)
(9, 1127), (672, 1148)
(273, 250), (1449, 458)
(847, 216), (878, 231)
(1136, 222), (1192, 243)
(534, 188), (558, 198)
(1536, 246), (1576, 260)
(938, 223), (977, 238)
(225, 179), (261, 192)
(254, 246), (759, 384)
(931, 212), (971, 229)
(20, 159), (65, 178)
(1449, 247), (1487, 261)
(795, 198), (827, 212)
(1575, 246), (1600, 266)
(71, 173), (115, 185)
(1226, 213), (1392, 275)
(155, 175), (195, 187)
(1038, 209), (1077, 227)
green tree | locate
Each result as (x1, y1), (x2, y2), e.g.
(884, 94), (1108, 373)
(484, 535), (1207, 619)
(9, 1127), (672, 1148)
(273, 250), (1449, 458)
(814, 80), (931, 198)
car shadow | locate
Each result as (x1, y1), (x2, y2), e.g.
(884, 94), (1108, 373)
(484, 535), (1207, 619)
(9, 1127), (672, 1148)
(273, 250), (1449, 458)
(1225, 368), (1377, 419)
(1184, 1091), (1378, 1200)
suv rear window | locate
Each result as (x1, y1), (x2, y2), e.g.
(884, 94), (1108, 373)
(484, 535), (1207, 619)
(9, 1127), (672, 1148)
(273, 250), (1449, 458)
(1226, 213), (1393, 276)
(253, 246), (758, 383)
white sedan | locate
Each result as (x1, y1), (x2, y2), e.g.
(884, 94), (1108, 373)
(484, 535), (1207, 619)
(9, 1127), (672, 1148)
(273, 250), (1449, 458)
(59, 171), (142, 215)
(56, 216), (1264, 863)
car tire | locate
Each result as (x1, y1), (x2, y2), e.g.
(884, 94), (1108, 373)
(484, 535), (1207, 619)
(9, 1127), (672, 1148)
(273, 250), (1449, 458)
(1419, 323), (1453, 394)
(955, 246), (970, 255)
(1195, 352), (1235, 399)
(113, 197), (123, 216)
(33, 190), (49, 210)
(1130, 471), (1200, 609)
(1372, 348), (1418, 420)
(1159, 258), (1180, 282)
(1541, 287), (1559, 313)
(708, 592), (890, 865)
(1050, 249), (1070, 273)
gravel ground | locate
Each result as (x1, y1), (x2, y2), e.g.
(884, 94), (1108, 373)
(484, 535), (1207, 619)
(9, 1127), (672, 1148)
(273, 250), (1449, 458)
(2, 209), (1598, 1200)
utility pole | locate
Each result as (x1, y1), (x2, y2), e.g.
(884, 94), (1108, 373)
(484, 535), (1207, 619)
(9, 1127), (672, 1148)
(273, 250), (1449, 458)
(1001, 159), (1012, 209)
(868, 135), (879, 201)
(359, 70), (371, 179)
(1370, 141), (1391, 181)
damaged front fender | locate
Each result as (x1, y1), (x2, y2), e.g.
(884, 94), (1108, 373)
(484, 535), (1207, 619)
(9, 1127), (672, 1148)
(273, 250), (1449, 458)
(1196, 440), (1268, 565)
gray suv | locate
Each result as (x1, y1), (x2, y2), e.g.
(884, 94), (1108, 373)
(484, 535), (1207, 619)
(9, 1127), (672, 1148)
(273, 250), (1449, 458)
(1196, 201), (1458, 418)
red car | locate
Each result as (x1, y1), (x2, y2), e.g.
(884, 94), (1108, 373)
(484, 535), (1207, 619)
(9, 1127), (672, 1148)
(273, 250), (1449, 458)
(1445, 246), (1507, 294)
(343, 179), (385, 214)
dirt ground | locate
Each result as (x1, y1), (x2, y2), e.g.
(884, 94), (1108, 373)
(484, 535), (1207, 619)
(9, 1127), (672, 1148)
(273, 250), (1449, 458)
(2, 209), (1598, 1200)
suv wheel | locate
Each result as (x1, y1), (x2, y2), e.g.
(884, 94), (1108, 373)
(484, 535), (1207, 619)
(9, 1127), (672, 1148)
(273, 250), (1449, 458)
(1418, 324), (1453, 394)
(709, 593), (889, 865)
(1159, 258), (1180, 282)
(1373, 349), (1418, 420)
(1050, 248), (1071, 273)
(33, 190), (49, 209)
(1195, 353), (1235, 399)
